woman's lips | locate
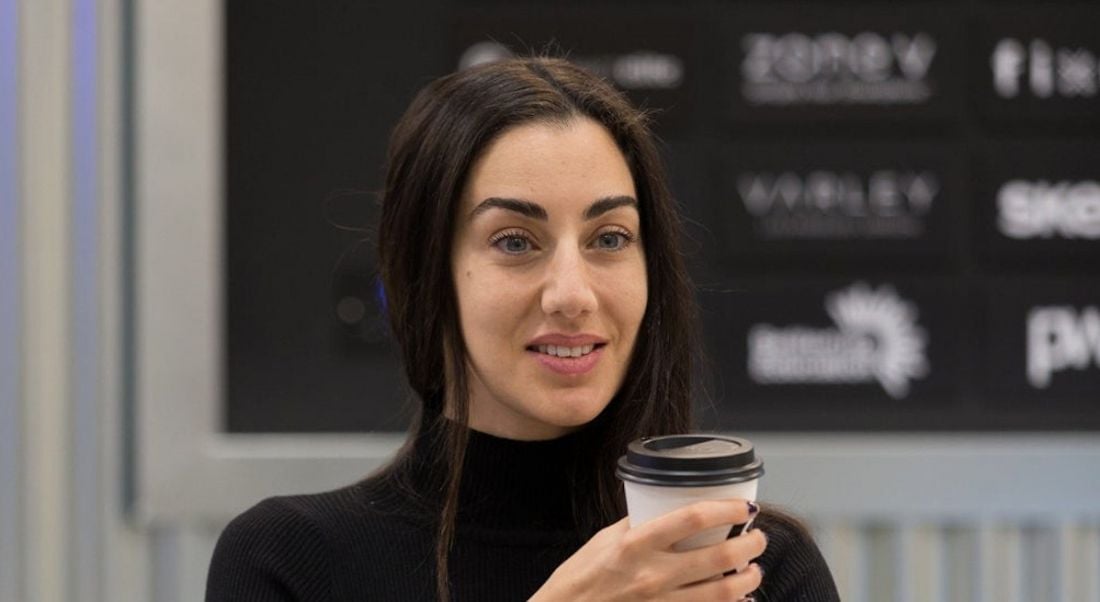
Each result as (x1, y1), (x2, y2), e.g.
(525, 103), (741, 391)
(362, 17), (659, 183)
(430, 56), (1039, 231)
(530, 345), (604, 375)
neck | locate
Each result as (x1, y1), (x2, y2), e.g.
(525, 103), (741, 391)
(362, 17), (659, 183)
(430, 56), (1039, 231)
(401, 406), (587, 532)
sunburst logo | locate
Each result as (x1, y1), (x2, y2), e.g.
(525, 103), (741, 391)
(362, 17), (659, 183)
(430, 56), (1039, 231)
(825, 283), (929, 398)
(748, 282), (929, 399)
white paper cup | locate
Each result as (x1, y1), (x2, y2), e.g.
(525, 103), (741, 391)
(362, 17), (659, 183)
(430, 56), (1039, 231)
(617, 435), (764, 552)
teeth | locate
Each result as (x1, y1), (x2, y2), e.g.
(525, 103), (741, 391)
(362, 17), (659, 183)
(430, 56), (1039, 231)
(535, 344), (597, 358)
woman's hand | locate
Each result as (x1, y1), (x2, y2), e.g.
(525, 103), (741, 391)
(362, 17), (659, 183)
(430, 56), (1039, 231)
(530, 500), (767, 601)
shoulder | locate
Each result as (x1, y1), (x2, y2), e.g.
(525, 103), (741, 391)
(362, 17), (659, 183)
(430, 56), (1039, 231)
(215, 482), (372, 549)
(205, 483), (373, 602)
(753, 509), (841, 602)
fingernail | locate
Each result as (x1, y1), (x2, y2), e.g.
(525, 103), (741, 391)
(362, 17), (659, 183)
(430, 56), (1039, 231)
(747, 500), (760, 515)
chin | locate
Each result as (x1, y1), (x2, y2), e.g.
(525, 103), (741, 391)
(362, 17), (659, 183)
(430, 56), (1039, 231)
(541, 390), (612, 428)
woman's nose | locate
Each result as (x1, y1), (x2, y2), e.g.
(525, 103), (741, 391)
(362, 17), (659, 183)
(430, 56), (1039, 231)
(540, 247), (598, 319)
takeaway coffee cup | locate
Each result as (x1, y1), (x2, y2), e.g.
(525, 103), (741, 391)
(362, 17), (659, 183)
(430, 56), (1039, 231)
(616, 434), (764, 551)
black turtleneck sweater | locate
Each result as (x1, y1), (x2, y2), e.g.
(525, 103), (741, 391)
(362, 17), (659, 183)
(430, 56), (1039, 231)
(206, 418), (838, 601)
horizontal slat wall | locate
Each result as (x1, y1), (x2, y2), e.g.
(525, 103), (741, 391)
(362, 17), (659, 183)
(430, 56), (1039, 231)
(805, 521), (1100, 602)
(151, 520), (1100, 601)
(815, 522), (867, 602)
(1065, 522), (1100, 602)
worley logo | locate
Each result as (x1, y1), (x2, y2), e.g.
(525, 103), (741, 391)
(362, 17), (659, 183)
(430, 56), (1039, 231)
(740, 32), (937, 105)
(459, 42), (684, 90)
(1027, 305), (1100, 388)
(748, 283), (929, 398)
(737, 170), (938, 239)
(993, 38), (1099, 99)
(998, 180), (1100, 239)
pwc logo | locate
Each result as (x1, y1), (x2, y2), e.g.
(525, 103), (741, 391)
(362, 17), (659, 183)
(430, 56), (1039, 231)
(736, 170), (938, 239)
(997, 180), (1100, 240)
(747, 282), (929, 398)
(992, 38), (1099, 99)
(1027, 305), (1100, 388)
(740, 32), (937, 105)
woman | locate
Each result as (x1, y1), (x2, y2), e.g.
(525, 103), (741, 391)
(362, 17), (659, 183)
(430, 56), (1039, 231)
(207, 57), (838, 601)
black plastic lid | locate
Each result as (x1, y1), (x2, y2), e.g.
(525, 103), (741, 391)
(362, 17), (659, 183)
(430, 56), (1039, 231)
(616, 434), (764, 487)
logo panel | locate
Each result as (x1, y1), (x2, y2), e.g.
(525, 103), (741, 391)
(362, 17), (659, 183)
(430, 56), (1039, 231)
(723, 4), (963, 125)
(747, 282), (929, 399)
(718, 141), (958, 267)
(450, 7), (700, 137)
(977, 141), (1100, 268)
(978, 6), (1100, 125)
(700, 278), (960, 429)
(984, 278), (1100, 410)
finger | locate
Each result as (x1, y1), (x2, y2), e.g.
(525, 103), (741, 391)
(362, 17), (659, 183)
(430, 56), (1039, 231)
(672, 529), (768, 586)
(633, 499), (756, 550)
(667, 562), (763, 602)
(730, 527), (767, 573)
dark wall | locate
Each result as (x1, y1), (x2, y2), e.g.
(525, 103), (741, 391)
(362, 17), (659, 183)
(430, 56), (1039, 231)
(224, 2), (1100, 433)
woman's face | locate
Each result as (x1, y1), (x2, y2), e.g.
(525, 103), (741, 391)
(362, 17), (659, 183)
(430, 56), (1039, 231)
(450, 117), (648, 440)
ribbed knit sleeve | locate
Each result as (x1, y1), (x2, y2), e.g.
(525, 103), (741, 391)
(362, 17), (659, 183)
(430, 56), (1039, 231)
(753, 510), (840, 602)
(206, 497), (336, 602)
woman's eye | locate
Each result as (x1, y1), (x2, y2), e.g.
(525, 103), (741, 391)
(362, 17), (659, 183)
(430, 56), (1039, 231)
(493, 235), (532, 254)
(595, 231), (630, 251)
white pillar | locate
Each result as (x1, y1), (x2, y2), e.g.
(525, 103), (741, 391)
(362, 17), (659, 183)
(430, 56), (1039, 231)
(21, 1), (73, 602)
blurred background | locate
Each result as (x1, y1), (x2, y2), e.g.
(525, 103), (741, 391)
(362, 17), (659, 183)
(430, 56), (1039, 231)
(2, 1), (1099, 601)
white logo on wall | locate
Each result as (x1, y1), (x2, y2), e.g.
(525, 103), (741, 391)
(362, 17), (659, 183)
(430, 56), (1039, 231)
(737, 170), (939, 239)
(748, 283), (929, 398)
(459, 42), (684, 90)
(1027, 305), (1100, 388)
(740, 32), (937, 105)
(998, 180), (1100, 239)
(993, 38), (1099, 99)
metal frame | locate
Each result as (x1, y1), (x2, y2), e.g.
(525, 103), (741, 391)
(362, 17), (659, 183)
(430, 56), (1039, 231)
(0, 2), (23, 599)
(133, 0), (1100, 525)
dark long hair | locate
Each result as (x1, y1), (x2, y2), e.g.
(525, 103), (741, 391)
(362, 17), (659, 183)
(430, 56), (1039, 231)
(376, 57), (697, 601)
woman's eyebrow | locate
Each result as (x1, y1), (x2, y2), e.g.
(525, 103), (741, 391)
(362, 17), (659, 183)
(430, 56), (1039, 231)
(469, 195), (638, 221)
(584, 196), (637, 220)
(470, 197), (548, 221)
